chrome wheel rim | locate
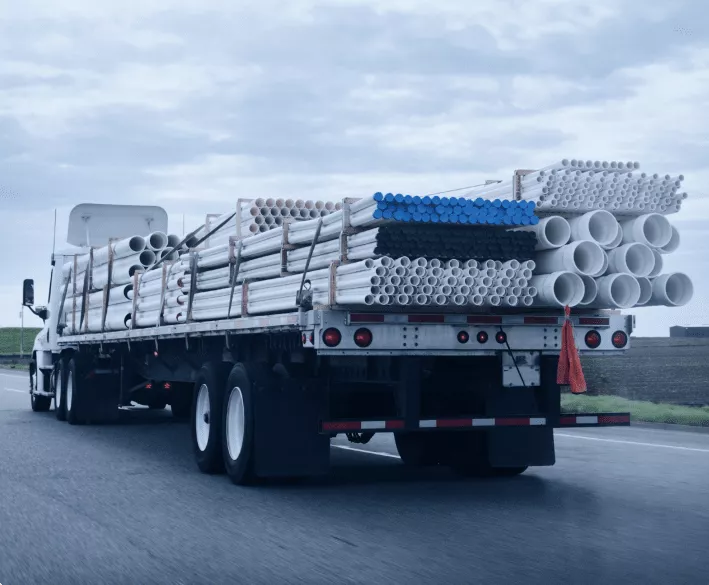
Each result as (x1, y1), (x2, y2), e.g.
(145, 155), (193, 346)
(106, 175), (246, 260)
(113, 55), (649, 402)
(195, 384), (210, 451)
(226, 387), (245, 461)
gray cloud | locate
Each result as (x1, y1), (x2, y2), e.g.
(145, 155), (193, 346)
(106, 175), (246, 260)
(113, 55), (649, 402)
(0, 0), (708, 332)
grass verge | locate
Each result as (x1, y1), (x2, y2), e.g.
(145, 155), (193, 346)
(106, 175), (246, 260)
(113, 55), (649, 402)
(561, 393), (709, 427)
(0, 327), (42, 355)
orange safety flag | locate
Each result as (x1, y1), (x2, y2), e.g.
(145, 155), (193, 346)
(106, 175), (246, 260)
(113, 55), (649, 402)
(557, 305), (587, 394)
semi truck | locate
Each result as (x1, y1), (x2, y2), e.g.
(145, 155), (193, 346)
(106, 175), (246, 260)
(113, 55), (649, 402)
(23, 202), (631, 485)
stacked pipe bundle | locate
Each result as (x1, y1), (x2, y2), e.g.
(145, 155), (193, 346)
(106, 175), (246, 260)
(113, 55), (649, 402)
(522, 209), (693, 309)
(128, 256), (539, 321)
(59, 159), (695, 336)
(369, 192), (539, 226)
(462, 160), (686, 215)
(61, 231), (187, 333)
(205, 198), (342, 247)
(367, 224), (537, 262)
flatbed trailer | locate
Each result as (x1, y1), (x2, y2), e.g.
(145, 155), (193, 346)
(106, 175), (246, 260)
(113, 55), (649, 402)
(24, 204), (632, 485)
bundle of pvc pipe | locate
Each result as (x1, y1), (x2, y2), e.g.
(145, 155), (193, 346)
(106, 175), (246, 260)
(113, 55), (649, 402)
(124, 257), (540, 327)
(204, 199), (343, 246)
(62, 284), (134, 314)
(527, 207), (691, 308)
(365, 192), (539, 226)
(461, 160), (685, 215)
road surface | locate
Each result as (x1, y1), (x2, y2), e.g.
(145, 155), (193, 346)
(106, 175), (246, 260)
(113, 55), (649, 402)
(1, 368), (708, 584)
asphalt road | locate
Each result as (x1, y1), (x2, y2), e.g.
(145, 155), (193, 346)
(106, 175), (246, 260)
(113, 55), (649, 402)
(1, 368), (708, 584)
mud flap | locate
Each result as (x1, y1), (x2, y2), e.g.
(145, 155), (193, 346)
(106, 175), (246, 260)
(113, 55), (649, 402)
(253, 376), (330, 478)
(487, 427), (556, 467)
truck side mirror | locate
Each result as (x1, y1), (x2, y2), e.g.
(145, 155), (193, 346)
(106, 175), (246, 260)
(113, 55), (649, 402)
(22, 279), (35, 306)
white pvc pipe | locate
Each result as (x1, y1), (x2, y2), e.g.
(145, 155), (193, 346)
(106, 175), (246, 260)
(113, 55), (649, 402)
(568, 210), (619, 246)
(593, 273), (641, 309)
(517, 216), (571, 251)
(534, 241), (605, 276)
(146, 231), (168, 252)
(649, 273), (694, 307)
(601, 223), (623, 250)
(621, 213), (672, 248)
(648, 249), (663, 278)
(92, 250), (156, 287)
(657, 224), (680, 254)
(635, 277), (652, 306)
(530, 272), (584, 307)
(577, 274), (598, 306)
(607, 243), (655, 277)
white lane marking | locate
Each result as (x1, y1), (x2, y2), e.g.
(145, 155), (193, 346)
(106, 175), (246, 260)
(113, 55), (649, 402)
(332, 444), (401, 459)
(4, 387), (25, 394)
(557, 433), (709, 453)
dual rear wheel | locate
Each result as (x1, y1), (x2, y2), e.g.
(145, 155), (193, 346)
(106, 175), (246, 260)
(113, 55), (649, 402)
(191, 362), (256, 485)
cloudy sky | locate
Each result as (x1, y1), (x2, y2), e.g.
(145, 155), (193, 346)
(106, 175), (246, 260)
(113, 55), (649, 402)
(0, 0), (707, 336)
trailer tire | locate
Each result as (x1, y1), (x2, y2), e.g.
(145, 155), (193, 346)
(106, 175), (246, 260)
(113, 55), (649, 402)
(191, 363), (230, 474)
(221, 364), (256, 485)
(394, 432), (441, 466)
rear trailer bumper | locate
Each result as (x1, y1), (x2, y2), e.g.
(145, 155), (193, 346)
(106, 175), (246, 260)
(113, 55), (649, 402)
(306, 310), (632, 356)
(321, 412), (631, 433)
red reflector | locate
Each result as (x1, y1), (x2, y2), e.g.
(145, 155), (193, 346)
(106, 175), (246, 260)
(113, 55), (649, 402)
(467, 315), (502, 324)
(524, 316), (558, 325)
(385, 420), (405, 429)
(579, 317), (610, 326)
(302, 334), (307, 344)
(350, 313), (385, 323)
(322, 421), (361, 431)
(164, 382), (171, 390)
(585, 330), (602, 348)
(559, 416), (576, 425)
(437, 418), (472, 428)
(408, 314), (445, 323)
(496, 417), (531, 426)
(354, 328), (373, 348)
(322, 328), (342, 347)
(611, 330), (628, 348)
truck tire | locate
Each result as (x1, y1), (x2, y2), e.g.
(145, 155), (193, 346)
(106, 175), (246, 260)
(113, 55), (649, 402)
(394, 432), (441, 466)
(191, 362), (230, 474)
(52, 364), (66, 421)
(221, 363), (256, 485)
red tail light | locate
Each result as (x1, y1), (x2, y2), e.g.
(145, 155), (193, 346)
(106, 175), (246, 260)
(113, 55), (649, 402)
(611, 330), (628, 348)
(354, 328), (373, 348)
(145, 383), (153, 389)
(163, 382), (171, 390)
(457, 331), (470, 344)
(495, 331), (507, 344)
(585, 330), (602, 348)
(323, 328), (342, 347)
(477, 331), (488, 344)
